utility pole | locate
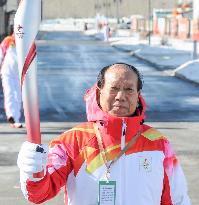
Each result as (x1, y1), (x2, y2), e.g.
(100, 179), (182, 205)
(116, 0), (119, 24)
(41, 0), (43, 20)
(105, 0), (108, 17)
(192, 0), (199, 59)
(148, 0), (151, 45)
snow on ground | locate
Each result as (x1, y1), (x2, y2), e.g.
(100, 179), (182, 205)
(174, 60), (199, 84)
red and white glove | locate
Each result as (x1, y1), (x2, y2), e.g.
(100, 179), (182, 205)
(17, 141), (49, 182)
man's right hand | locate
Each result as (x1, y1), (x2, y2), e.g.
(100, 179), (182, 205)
(17, 141), (49, 182)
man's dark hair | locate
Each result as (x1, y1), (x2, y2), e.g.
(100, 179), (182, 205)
(97, 62), (143, 91)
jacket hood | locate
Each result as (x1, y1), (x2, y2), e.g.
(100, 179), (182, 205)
(84, 83), (146, 124)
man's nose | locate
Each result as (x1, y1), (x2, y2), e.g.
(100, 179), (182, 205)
(115, 90), (125, 101)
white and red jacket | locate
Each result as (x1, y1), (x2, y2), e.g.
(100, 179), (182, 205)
(0, 34), (15, 67)
(22, 84), (191, 205)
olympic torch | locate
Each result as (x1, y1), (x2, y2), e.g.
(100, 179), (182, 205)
(14, 0), (41, 144)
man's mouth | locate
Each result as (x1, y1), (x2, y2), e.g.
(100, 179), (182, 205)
(113, 105), (126, 109)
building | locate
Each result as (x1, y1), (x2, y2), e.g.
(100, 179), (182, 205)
(1, 0), (195, 39)
(43, 0), (178, 19)
(0, 0), (18, 39)
(0, 0), (182, 20)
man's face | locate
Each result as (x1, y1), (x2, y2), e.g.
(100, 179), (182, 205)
(98, 65), (140, 117)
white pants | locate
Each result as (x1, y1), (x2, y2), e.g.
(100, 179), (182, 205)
(2, 76), (22, 122)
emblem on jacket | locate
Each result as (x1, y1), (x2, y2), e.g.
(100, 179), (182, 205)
(139, 156), (152, 172)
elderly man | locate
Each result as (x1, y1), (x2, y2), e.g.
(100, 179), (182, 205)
(17, 63), (191, 205)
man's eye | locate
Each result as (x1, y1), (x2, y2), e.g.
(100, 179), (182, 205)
(109, 87), (119, 93)
(110, 87), (119, 91)
(125, 88), (134, 91)
(125, 88), (135, 93)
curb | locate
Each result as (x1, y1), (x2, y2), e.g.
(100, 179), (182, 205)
(133, 52), (175, 70)
(112, 44), (175, 70)
(90, 33), (199, 86)
(111, 44), (199, 86)
(175, 72), (199, 86)
(111, 44), (133, 53)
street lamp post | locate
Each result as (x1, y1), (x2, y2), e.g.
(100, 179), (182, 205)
(192, 0), (199, 59)
(116, 0), (119, 24)
(41, 0), (43, 20)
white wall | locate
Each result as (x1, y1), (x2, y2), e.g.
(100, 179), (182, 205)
(5, 0), (18, 12)
(0, 7), (5, 36)
(42, 0), (178, 19)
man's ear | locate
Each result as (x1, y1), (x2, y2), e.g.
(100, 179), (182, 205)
(137, 91), (141, 105)
(96, 87), (101, 106)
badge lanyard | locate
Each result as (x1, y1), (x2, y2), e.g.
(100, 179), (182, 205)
(94, 123), (141, 181)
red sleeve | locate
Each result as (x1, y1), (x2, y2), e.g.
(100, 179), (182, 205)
(26, 159), (72, 204)
(25, 132), (77, 204)
(24, 123), (95, 204)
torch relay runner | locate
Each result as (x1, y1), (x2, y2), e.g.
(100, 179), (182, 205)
(17, 63), (191, 205)
(0, 26), (23, 128)
(15, 1), (191, 205)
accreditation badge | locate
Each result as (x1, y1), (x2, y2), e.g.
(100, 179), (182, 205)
(98, 180), (116, 205)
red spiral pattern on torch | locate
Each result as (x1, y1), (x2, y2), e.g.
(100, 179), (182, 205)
(21, 42), (36, 87)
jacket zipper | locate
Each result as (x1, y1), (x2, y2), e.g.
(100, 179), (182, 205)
(120, 119), (127, 204)
(121, 119), (127, 149)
